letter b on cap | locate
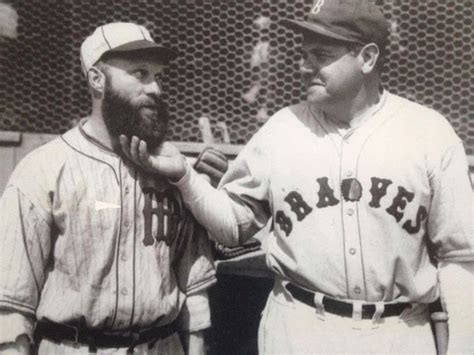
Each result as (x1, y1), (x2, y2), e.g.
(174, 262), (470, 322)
(311, 0), (325, 15)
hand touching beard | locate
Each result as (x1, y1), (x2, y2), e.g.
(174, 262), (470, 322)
(102, 79), (170, 151)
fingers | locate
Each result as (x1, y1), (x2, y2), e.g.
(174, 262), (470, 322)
(201, 150), (228, 171)
(119, 135), (132, 161)
(193, 147), (229, 186)
(130, 136), (140, 163)
(120, 135), (149, 169)
(196, 163), (224, 187)
(138, 140), (150, 167)
(118, 135), (186, 179)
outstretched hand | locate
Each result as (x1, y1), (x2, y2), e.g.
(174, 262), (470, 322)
(119, 135), (187, 181)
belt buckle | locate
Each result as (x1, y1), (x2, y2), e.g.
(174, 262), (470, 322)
(64, 323), (80, 344)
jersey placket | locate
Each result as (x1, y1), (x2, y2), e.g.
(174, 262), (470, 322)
(113, 162), (136, 329)
(340, 132), (367, 301)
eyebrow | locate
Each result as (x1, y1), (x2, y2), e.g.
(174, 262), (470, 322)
(127, 63), (164, 73)
(302, 47), (331, 56)
(310, 48), (330, 54)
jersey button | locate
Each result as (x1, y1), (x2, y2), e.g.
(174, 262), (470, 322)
(124, 186), (130, 194)
(346, 170), (353, 177)
(121, 253), (127, 262)
(121, 288), (128, 296)
(123, 220), (129, 228)
(349, 248), (356, 255)
(347, 208), (354, 216)
(354, 287), (361, 294)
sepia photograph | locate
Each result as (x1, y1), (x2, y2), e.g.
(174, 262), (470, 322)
(0, 0), (472, 354)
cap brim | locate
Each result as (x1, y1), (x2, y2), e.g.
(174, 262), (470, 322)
(106, 40), (178, 63)
(279, 19), (357, 43)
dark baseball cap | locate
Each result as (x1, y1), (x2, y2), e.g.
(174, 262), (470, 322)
(280, 0), (389, 46)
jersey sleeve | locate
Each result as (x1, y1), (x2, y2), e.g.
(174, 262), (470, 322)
(172, 211), (215, 332)
(0, 310), (34, 344)
(173, 211), (216, 296)
(0, 186), (53, 316)
(426, 123), (473, 262)
(174, 116), (274, 246)
(176, 290), (211, 332)
(217, 132), (273, 243)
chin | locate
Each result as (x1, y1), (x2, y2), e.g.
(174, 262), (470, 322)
(137, 116), (168, 144)
(137, 129), (167, 150)
(306, 86), (326, 103)
(307, 94), (327, 105)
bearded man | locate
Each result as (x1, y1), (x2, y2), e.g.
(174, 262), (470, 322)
(0, 22), (217, 355)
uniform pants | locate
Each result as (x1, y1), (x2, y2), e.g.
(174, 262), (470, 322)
(258, 280), (436, 355)
(37, 332), (184, 355)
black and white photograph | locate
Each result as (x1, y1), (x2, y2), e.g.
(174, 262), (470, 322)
(0, 1), (472, 354)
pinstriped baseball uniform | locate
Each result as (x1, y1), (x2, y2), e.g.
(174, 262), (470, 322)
(0, 120), (215, 351)
(174, 90), (473, 353)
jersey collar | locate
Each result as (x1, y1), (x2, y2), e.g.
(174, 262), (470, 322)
(77, 118), (119, 157)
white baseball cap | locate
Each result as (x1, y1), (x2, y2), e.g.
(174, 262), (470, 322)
(80, 22), (177, 75)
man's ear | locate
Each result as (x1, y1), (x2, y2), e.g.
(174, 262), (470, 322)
(87, 66), (106, 94)
(359, 43), (380, 74)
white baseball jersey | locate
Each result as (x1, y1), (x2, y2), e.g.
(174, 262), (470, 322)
(177, 90), (473, 303)
(0, 121), (215, 344)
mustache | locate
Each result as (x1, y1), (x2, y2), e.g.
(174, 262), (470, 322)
(137, 96), (168, 110)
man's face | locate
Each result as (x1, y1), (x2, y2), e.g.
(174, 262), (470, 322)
(300, 36), (363, 108)
(101, 56), (169, 150)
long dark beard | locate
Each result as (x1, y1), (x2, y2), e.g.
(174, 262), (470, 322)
(102, 79), (169, 150)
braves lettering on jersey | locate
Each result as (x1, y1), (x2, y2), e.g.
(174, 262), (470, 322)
(0, 121), (216, 336)
(276, 174), (428, 236)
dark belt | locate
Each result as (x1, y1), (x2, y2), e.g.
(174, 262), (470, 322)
(34, 317), (179, 351)
(286, 283), (410, 319)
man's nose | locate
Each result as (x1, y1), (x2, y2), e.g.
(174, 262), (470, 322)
(299, 58), (317, 75)
(144, 80), (162, 96)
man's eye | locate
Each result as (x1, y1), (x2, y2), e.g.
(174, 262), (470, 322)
(154, 73), (163, 82)
(132, 70), (147, 79)
(311, 51), (328, 60)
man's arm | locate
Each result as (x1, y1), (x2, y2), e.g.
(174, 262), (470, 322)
(120, 136), (240, 245)
(0, 311), (33, 355)
(0, 335), (30, 355)
(424, 134), (474, 354)
(0, 183), (54, 351)
(119, 135), (270, 246)
(438, 261), (474, 354)
(187, 331), (206, 355)
(178, 331), (205, 355)
(177, 291), (212, 355)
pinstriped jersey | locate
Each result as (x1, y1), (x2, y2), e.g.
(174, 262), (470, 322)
(0, 122), (215, 331)
(218, 91), (473, 303)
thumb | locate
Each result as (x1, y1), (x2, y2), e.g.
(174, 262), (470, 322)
(146, 154), (187, 181)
